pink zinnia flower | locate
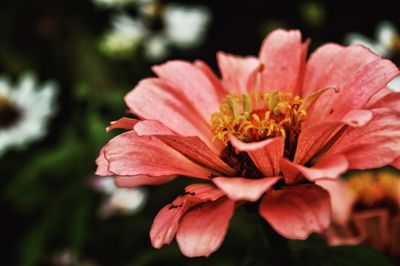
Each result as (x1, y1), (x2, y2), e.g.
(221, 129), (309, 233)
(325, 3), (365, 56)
(320, 170), (400, 257)
(96, 29), (400, 257)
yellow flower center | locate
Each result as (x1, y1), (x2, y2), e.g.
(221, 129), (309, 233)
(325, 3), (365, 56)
(211, 92), (307, 144)
(347, 170), (400, 213)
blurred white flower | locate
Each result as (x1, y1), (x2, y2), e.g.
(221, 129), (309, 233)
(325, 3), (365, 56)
(92, 176), (147, 218)
(0, 73), (57, 157)
(99, 14), (146, 58)
(144, 34), (169, 60)
(99, 2), (211, 61)
(163, 4), (211, 49)
(346, 21), (400, 92)
(345, 21), (399, 58)
(51, 248), (97, 266)
(388, 76), (400, 92)
(92, 0), (136, 8)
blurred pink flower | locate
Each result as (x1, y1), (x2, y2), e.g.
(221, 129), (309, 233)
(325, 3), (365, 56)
(320, 170), (400, 257)
(96, 29), (400, 257)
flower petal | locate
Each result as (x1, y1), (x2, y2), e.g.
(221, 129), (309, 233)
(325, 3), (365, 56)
(327, 108), (400, 169)
(302, 43), (345, 97)
(280, 154), (348, 183)
(103, 131), (210, 178)
(150, 184), (224, 249)
(353, 209), (389, 251)
(259, 184), (331, 240)
(152, 60), (222, 123)
(392, 157), (400, 170)
(304, 45), (381, 126)
(328, 59), (400, 121)
(295, 109), (373, 165)
(134, 120), (234, 175)
(368, 90), (400, 113)
(213, 176), (281, 202)
(115, 175), (177, 187)
(125, 78), (214, 149)
(258, 29), (306, 95)
(304, 45), (378, 95)
(194, 60), (226, 98)
(389, 215), (400, 257)
(176, 198), (235, 257)
(95, 147), (113, 176)
(150, 195), (201, 249)
(229, 135), (284, 176)
(324, 225), (365, 246)
(185, 183), (226, 202)
(217, 52), (259, 94)
(106, 117), (139, 132)
(316, 179), (355, 225)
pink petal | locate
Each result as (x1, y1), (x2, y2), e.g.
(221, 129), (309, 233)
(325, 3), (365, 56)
(216, 52), (259, 94)
(115, 175), (177, 187)
(302, 43), (345, 97)
(194, 60), (226, 98)
(366, 87), (393, 106)
(389, 215), (400, 257)
(316, 179), (356, 225)
(229, 135), (284, 176)
(134, 120), (234, 175)
(103, 131), (210, 178)
(304, 45), (380, 127)
(213, 176), (281, 202)
(185, 183), (226, 202)
(152, 60), (222, 123)
(150, 195), (202, 249)
(295, 109), (373, 165)
(125, 78), (214, 149)
(133, 119), (174, 135)
(368, 90), (400, 113)
(150, 184), (224, 249)
(327, 108), (400, 169)
(106, 117), (139, 132)
(259, 184), (331, 240)
(324, 224), (365, 246)
(341, 109), (373, 127)
(95, 148), (113, 176)
(328, 59), (400, 121)
(392, 157), (400, 169)
(280, 154), (348, 183)
(353, 209), (389, 252)
(295, 121), (343, 165)
(176, 198), (235, 257)
(258, 29), (306, 95)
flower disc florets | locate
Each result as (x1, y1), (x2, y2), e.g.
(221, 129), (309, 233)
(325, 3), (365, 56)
(211, 92), (306, 144)
(347, 171), (400, 214)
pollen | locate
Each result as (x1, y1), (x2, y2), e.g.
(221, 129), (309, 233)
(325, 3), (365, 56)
(211, 92), (307, 144)
(347, 170), (400, 211)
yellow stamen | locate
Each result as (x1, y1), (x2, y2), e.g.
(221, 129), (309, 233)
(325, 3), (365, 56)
(347, 170), (400, 208)
(211, 92), (307, 144)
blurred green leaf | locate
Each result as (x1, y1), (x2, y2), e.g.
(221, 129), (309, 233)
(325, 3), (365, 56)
(291, 240), (395, 266)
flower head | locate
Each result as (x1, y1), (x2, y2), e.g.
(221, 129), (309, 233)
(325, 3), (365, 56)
(0, 73), (57, 156)
(91, 176), (147, 218)
(99, 2), (211, 60)
(321, 170), (400, 257)
(96, 29), (400, 257)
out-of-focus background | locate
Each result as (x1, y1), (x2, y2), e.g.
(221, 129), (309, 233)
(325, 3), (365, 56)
(1, 0), (400, 265)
